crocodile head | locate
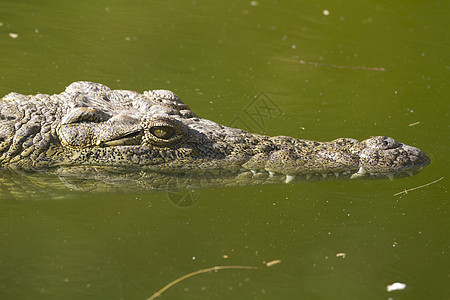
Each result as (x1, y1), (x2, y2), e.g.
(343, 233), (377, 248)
(0, 82), (430, 188)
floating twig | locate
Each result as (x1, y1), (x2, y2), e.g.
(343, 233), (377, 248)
(297, 59), (385, 71)
(265, 259), (281, 267)
(148, 265), (258, 300)
(394, 177), (443, 196)
(408, 121), (420, 127)
(278, 58), (385, 72)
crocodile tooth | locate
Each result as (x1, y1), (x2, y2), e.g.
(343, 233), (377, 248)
(306, 174), (312, 180)
(268, 171), (275, 177)
(386, 174), (394, 181)
(321, 173), (327, 178)
(350, 167), (367, 179)
(285, 175), (295, 183)
(333, 172), (339, 178)
(251, 170), (257, 175)
(357, 167), (366, 175)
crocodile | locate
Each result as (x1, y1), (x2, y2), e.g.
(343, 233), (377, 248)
(0, 81), (430, 191)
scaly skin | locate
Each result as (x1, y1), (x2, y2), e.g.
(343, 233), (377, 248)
(0, 82), (430, 189)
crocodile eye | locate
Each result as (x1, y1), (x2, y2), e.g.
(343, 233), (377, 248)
(143, 118), (187, 146)
(150, 126), (174, 140)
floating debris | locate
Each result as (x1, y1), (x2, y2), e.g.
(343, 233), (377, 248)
(278, 57), (386, 72)
(394, 177), (444, 196)
(147, 265), (258, 300)
(387, 282), (406, 292)
(265, 259), (281, 267)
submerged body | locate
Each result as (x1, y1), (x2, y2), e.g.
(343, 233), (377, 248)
(0, 82), (430, 190)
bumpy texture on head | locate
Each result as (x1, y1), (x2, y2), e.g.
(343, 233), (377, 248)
(0, 82), (430, 187)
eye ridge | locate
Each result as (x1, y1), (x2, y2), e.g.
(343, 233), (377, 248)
(62, 107), (110, 125)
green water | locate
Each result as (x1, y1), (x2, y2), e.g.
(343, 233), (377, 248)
(0, 1), (448, 299)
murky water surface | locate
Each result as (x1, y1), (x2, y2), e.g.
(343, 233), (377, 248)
(0, 1), (448, 299)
